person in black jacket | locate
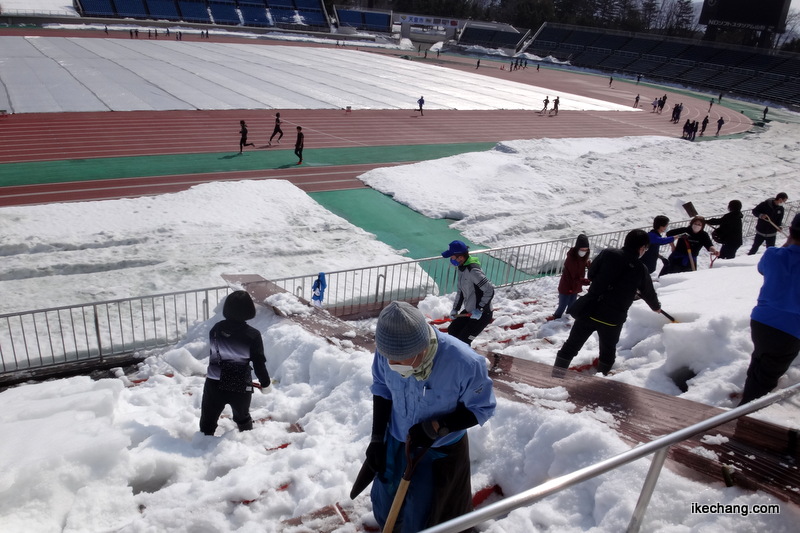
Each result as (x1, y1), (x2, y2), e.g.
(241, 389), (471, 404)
(660, 216), (718, 275)
(200, 290), (270, 436)
(553, 230), (661, 375)
(748, 192), (788, 255)
(706, 200), (744, 259)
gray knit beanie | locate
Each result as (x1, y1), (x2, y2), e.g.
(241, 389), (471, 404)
(375, 301), (431, 360)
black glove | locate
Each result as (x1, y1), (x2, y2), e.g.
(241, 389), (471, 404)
(365, 438), (387, 474)
(408, 420), (439, 449)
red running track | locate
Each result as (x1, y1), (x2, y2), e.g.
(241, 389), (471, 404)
(0, 31), (753, 204)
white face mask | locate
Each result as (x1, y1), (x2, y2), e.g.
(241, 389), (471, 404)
(388, 363), (415, 378)
(578, 250), (588, 257)
(692, 224), (703, 233)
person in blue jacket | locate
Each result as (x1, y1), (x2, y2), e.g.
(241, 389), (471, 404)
(199, 290), (270, 435)
(739, 213), (800, 405)
(442, 240), (495, 346)
(366, 301), (496, 532)
(641, 215), (678, 274)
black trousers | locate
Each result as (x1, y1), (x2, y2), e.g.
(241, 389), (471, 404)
(554, 316), (623, 374)
(748, 233), (777, 255)
(448, 311), (493, 346)
(199, 378), (254, 435)
(294, 146), (303, 161)
(718, 243), (740, 259)
(739, 320), (800, 405)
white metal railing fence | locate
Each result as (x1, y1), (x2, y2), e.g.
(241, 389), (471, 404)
(0, 206), (793, 378)
(422, 381), (800, 533)
(0, 286), (231, 374)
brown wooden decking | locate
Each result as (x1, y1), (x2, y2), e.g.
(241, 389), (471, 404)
(223, 275), (800, 504)
(486, 352), (800, 504)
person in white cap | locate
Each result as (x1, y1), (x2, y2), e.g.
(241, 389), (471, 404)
(365, 301), (496, 532)
(441, 240), (495, 346)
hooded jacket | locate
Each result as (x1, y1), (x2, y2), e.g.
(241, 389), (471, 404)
(584, 247), (660, 325)
(452, 257), (494, 314)
(752, 199), (785, 235)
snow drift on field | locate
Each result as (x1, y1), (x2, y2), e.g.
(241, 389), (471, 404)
(359, 122), (799, 247)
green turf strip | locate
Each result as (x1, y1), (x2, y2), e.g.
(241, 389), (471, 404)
(0, 142), (495, 187)
(309, 188), (476, 261)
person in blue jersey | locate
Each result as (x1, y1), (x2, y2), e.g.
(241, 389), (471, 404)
(641, 215), (678, 275)
(442, 240), (495, 346)
(199, 290), (270, 435)
(366, 301), (496, 532)
(738, 213), (800, 405)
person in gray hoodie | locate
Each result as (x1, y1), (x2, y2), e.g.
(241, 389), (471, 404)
(441, 240), (495, 346)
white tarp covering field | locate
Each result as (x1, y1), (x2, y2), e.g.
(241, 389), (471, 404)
(0, 36), (632, 114)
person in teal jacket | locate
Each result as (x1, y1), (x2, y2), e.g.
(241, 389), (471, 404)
(366, 301), (496, 532)
(739, 213), (800, 404)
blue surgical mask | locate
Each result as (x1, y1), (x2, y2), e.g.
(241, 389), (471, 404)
(450, 258), (459, 266)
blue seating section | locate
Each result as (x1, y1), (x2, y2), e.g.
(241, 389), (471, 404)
(240, 4), (271, 27)
(270, 7), (296, 24)
(209, 1), (239, 24)
(529, 23), (800, 107)
(298, 10), (326, 26)
(115, 0), (147, 17)
(177, 1), (210, 23)
(77, 0), (328, 28)
(80, 0), (116, 17)
(459, 26), (525, 50)
(145, 0), (181, 21)
(335, 9), (390, 32)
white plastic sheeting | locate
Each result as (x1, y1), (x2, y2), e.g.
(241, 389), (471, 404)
(0, 36), (633, 114)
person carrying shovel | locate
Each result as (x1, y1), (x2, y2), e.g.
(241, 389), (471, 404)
(360, 301), (496, 532)
(660, 216), (719, 276)
(748, 192), (788, 255)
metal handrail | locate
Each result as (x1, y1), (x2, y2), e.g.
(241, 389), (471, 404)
(422, 382), (800, 533)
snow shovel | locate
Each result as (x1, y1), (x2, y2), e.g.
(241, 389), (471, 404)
(383, 439), (429, 533)
(682, 202), (698, 218)
(683, 237), (696, 271)
(764, 215), (789, 237)
(661, 310), (678, 323)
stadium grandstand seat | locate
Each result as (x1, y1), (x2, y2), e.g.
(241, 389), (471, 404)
(572, 49), (611, 67)
(624, 56), (666, 74)
(676, 44), (720, 64)
(648, 41), (689, 58)
(145, 0), (181, 21)
(298, 10), (327, 26)
(619, 37), (659, 55)
(294, 0), (321, 8)
(591, 34), (631, 51)
(598, 51), (638, 70)
(363, 12), (391, 31)
(115, 0), (147, 18)
(336, 9), (362, 28)
(80, 0), (116, 17)
(563, 29), (599, 47)
(533, 25), (571, 44)
(674, 65), (720, 84)
(270, 8), (296, 24)
(241, 3), (271, 27)
(209, 1), (239, 25)
(652, 61), (693, 80)
(177, 1), (211, 23)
